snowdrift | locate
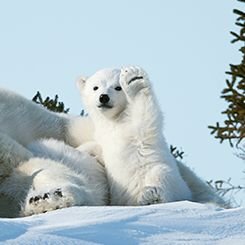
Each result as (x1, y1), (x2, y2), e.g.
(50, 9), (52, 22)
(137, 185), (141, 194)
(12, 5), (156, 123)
(0, 201), (244, 244)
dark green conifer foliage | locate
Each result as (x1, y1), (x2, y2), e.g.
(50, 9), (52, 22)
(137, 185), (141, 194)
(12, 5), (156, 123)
(208, 2), (245, 204)
(209, 3), (245, 149)
(32, 91), (70, 113)
(170, 145), (184, 160)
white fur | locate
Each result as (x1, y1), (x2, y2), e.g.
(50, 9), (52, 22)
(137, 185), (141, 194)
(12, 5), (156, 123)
(0, 87), (93, 147)
(0, 133), (108, 217)
(78, 66), (227, 207)
(0, 88), (108, 217)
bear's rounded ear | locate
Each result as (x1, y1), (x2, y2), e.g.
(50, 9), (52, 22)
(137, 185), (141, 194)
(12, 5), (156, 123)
(76, 76), (87, 91)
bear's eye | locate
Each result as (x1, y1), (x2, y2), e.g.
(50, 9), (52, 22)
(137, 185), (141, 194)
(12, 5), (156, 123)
(93, 86), (99, 91)
(115, 86), (122, 91)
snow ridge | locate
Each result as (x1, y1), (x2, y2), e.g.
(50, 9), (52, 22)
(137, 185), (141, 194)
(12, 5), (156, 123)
(0, 201), (244, 245)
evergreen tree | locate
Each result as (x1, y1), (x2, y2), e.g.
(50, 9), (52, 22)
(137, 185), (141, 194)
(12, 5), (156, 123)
(208, 1), (245, 204)
(209, 2), (245, 159)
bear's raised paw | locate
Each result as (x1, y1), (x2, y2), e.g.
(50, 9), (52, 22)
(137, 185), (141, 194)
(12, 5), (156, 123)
(120, 66), (150, 99)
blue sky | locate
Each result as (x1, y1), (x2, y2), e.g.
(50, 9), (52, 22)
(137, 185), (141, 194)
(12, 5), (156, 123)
(0, 1), (244, 202)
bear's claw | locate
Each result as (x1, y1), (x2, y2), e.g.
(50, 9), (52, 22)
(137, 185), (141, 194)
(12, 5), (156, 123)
(28, 188), (64, 206)
(138, 186), (164, 205)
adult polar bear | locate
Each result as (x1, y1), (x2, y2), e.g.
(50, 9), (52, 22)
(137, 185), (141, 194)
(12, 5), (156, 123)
(77, 66), (227, 207)
(0, 88), (108, 217)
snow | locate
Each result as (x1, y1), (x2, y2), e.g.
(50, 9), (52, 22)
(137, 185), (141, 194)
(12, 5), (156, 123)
(0, 201), (244, 245)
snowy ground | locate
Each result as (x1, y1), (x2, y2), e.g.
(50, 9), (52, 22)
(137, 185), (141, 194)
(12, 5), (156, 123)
(0, 201), (244, 245)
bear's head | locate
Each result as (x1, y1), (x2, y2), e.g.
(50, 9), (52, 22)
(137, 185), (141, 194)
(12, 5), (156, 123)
(77, 68), (128, 120)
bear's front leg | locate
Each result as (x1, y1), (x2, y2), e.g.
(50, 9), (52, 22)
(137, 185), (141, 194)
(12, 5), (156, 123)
(119, 65), (162, 128)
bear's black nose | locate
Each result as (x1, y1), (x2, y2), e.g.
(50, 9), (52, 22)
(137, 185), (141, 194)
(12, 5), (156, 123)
(99, 94), (110, 104)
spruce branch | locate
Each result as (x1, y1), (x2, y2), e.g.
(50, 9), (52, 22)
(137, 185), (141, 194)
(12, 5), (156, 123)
(32, 91), (70, 113)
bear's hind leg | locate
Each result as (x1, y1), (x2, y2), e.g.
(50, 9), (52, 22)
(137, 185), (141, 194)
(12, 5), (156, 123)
(21, 185), (92, 216)
(20, 158), (95, 216)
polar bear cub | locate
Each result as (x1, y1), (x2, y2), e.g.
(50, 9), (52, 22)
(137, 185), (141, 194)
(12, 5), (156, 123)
(77, 66), (227, 207)
(78, 66), (192, 205)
